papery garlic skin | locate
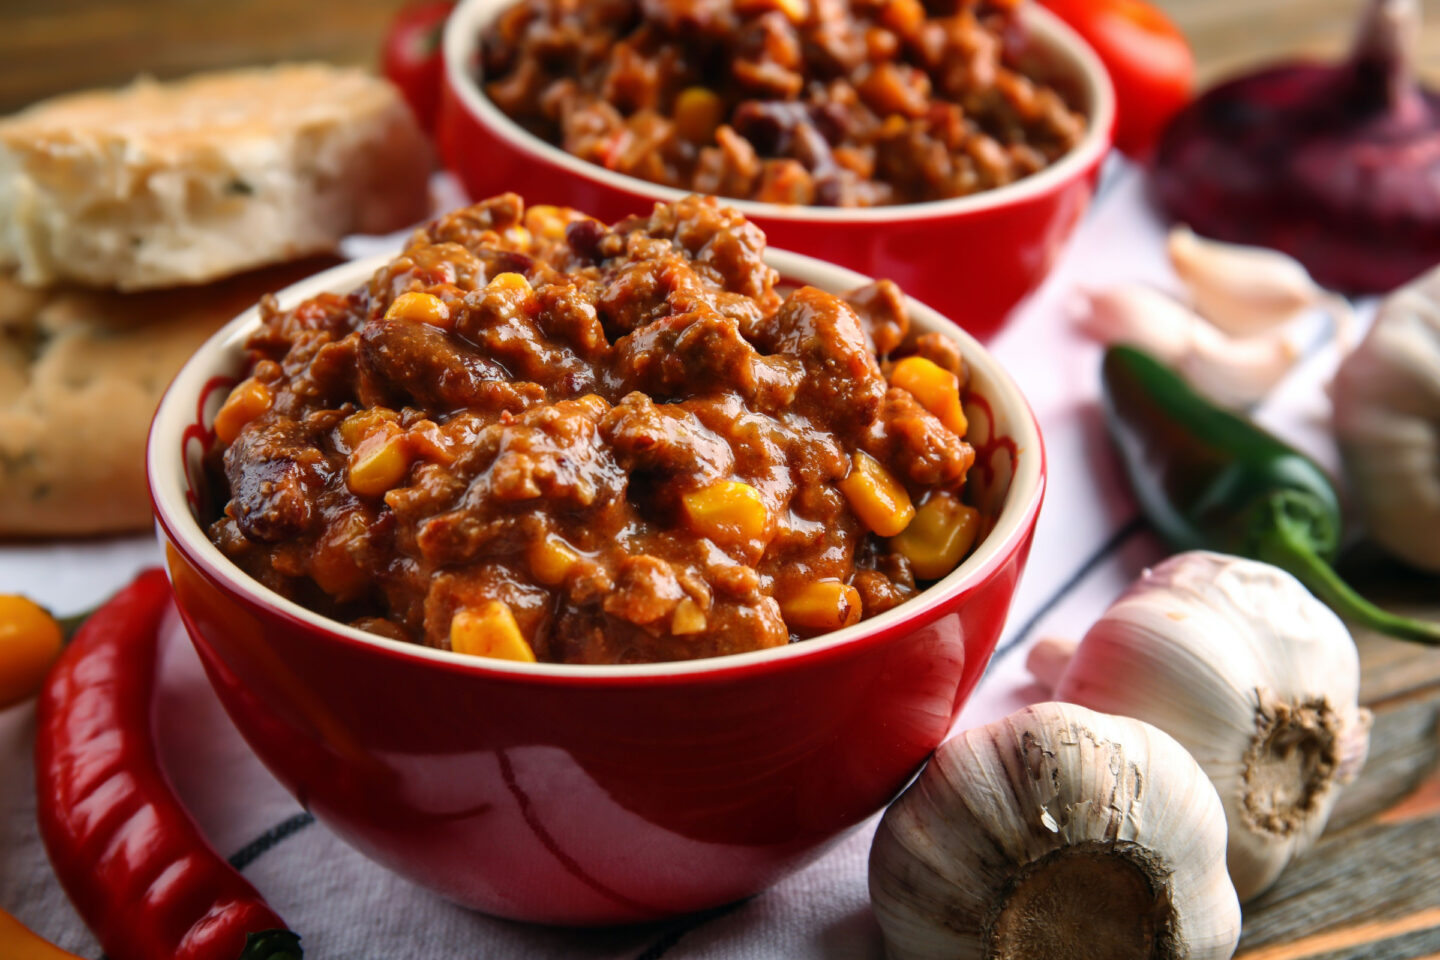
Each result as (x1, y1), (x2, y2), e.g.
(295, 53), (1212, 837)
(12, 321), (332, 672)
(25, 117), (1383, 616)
(1051, 552), (1368, 901)
(869, 702), (1241, 960)
(1332, 264), (1440, 572)
(1078, 285), (1300, 408)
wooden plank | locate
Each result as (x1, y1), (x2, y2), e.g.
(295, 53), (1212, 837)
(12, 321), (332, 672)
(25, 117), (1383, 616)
(1153, 0), (1440, 86)
(2, 0), (1438, 115)
(1236, 553), (1440, 960)
(0, 0), (406, 114)
(1237, 913), (1440, 960)
(1237, 816), (1440, 954)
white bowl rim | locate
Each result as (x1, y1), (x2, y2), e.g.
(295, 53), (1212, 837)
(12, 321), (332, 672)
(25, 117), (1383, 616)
(442, 0), (1116, 224)
(149, 248), (1045, 681)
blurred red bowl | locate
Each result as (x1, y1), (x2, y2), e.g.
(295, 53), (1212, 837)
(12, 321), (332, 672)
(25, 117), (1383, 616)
(148, 248), (1045, 925)
(437, 0), (1114, 341)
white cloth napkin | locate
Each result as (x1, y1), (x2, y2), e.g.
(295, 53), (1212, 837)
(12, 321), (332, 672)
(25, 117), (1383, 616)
(0, 162), (1356, 958)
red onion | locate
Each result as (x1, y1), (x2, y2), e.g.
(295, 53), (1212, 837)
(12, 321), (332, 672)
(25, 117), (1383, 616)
(1150, 0), (1440, 294)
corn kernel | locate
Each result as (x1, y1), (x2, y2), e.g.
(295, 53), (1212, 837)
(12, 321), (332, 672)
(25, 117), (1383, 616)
(347, 431), (411, 497)
(674, 87), (726, 144)
(879, 0), (924, 37)
(682, 479), (771, 545)
(502, 225), (533, 248)
(338, 408), (400, 449)
(865, 26), (900, 61)
(891, 356), (967, 436)
(671, 597), (708, 635)
(528, 534), (581, 586)
(880, 114), (908, 137)
(889, 492), (980, 580)
(524, 205), (576, 241)
(450, 601), (537, 662)
(736, 0), (808, 22)
(487, 272), (532, 294)
(213, 378), (273, 445)
(385, 291), (451, 328)
(780, 580), (862, 632)
(839, 452), (915, 536)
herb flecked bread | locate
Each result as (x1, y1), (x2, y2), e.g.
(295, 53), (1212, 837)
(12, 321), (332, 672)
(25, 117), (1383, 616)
(0, 262), (330, 536)
(0, 64), (432, 291)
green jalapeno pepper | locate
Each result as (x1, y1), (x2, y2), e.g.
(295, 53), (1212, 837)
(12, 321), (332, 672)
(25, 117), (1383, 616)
(1101, 344), (1440, 645)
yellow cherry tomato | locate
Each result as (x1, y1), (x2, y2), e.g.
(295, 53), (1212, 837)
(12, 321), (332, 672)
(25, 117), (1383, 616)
(0, 905), (87, 958)
(0, 595), (64, 710)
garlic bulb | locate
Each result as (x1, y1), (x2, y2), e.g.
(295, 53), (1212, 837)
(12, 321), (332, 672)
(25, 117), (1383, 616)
(1033, 552), (1371, 901)
(869, 702), (1241, 960)
(1077, 284), (1299, 407)
(1332, 263), (1440, 572)
(1168, 226), (1355, 343)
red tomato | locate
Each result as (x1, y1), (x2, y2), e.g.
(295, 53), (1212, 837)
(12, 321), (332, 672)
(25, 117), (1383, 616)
(1039, 0), (1195, 159)
(382, 1), (456, 134)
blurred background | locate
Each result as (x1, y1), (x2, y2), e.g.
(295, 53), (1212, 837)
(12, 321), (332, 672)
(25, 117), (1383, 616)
(4, 0), (1437, 113)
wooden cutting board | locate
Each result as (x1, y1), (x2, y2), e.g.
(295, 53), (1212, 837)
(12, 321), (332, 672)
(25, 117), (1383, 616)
(1236, 557), (1440, 960)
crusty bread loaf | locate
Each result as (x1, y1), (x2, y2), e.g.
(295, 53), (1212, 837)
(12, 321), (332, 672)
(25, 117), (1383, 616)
(0, 260), (334, 536)
(0, 64), (432, 292)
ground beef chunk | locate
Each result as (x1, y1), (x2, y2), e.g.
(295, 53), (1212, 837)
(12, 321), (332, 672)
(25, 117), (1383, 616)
(208, 194), (978, 664)
(480, 0), (1087, 206)
(760, 285), (886, 432)
(222, 419), (330, 543)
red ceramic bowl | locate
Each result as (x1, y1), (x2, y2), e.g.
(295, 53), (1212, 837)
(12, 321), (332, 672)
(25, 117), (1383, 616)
(148, 249), (1045, 926)
(437, 0), (1114, 341)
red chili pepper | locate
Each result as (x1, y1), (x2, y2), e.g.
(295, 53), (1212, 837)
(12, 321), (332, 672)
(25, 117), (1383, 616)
(381, 0), (455, 133)
(34, 569), (302, 960)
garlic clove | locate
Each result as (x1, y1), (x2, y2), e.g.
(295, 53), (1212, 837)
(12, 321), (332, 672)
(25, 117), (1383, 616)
(1046, 551), (1369, 901)
(1177, 320), (1299, 410)
(1332, 263), (1440, 572)
(1077, 284), (1301, 407)
(869, 701), (1241, 960)
(1024, 636), (1077, 692)
(1168, 225), (1323, 335)
(1076, 285), (1196, 362)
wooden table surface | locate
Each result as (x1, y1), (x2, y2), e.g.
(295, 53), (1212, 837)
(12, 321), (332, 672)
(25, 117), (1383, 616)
(1159, 0), (1440, 84)
(4, 1), (1440, 958)
(3, 0), (1439, 113)
(1235, 554), (1440, 960)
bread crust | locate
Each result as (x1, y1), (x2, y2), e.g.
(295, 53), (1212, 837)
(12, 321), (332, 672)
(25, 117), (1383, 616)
(0, 64), (432, 291)
(0, 262), (333, 537)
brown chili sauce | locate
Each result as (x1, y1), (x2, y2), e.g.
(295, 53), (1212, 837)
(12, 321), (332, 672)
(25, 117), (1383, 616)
(208, 194), (978, 664)
(480, 0), (1086, 206)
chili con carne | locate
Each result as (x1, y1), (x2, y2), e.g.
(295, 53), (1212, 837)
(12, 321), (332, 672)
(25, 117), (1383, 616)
(480, 0), (1088, 206)
(207, 194), (981, 664)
